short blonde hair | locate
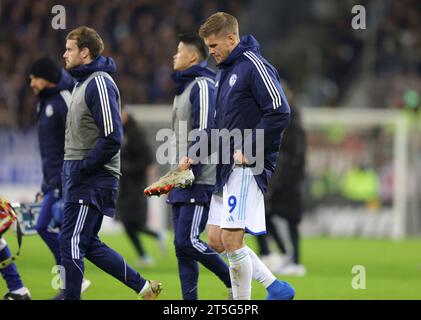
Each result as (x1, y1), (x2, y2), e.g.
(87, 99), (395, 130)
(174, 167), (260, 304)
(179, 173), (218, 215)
(198, 12), (239, 38)
(66, 26), (104, 59)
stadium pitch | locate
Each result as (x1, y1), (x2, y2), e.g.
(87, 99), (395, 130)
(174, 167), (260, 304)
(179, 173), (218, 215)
(2, 232), (421, 300)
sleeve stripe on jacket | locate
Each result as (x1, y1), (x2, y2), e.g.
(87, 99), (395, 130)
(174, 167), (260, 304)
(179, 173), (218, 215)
(98, 76), (114, 136)
(198, 79), (209, 130)
(94, 76), (114, 136)
(244, 51), (282, 109)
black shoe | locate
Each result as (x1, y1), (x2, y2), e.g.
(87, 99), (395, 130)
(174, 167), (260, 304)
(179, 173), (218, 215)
(3, 292), (31, 300)
(51, 290), (65, 300)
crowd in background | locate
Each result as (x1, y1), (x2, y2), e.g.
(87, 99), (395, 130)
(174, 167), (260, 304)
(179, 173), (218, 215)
(0, 0), (420, 128)
(0, 0), (245, 127)
(1, 0), (421, 240)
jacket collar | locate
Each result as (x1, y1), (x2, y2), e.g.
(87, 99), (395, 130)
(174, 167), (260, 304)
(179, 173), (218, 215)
(38, 69), (74, 99)
(172, 60), (216, 95)
(218, 34), (261, 68)
(69, 56), (116, 82)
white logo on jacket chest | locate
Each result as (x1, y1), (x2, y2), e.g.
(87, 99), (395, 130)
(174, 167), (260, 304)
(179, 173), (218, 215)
(229, 74), (237, 87)
(45, 104), (54, 117)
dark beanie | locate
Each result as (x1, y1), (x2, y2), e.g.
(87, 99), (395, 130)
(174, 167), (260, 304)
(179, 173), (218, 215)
(29, 57), (61, 84)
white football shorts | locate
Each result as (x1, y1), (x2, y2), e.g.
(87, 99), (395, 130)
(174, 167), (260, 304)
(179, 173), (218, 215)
(208, 167), (266, 235)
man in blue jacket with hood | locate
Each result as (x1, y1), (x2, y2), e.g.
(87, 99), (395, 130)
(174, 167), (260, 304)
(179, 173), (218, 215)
(29, 57), (91, 299)
(168, 33), (232, 300)
(180, 12), (295, 300)
(61, 26), (161, 300)
(29, 58), (73, 246)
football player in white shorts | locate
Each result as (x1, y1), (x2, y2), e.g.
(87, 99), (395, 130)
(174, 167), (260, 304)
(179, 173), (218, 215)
(179, 13), (296, 300)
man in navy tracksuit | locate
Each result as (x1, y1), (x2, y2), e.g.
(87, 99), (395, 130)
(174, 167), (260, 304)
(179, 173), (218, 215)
(168, 34), (231, 300)
(29, 58), (73, 272)
(61, 26), (161, 300)
(180, 12), (295, 300)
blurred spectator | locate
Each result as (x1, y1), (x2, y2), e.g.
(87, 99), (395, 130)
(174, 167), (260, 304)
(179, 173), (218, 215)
(116, 108), (163, 267)
(0, 0), (246, 127)
(0, 96), (15, 128)
(257, 82), (307, 276)
(0, 0), (420, 127)
(375, 0), (421, 74)
(341, 163), (380, 207)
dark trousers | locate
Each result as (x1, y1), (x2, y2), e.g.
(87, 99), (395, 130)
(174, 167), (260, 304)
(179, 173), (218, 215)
(122, 221), (159, 258)
(59, 201), (146, 300)
(257, 217), (300, 264)
(172, 203), (231, 300)
(36, 191), (61, 265)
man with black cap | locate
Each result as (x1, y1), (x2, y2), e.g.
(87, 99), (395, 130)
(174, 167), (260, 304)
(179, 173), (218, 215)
(29, 57), (92, 299)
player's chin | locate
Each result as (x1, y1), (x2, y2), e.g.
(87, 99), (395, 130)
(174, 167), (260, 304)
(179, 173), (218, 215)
(64, 61), (73, 70)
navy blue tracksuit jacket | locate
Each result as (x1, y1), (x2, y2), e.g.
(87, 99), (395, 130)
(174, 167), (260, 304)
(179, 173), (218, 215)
(37, 69), (74, 194)
(212, 35), (291, 194)
(168, 62), (216, 205)
(60, 57), (145, 300)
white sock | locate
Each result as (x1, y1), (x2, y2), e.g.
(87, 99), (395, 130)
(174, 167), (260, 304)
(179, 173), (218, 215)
(227, 246), (252, 300)
(0, 238), (7, 251)
(227, 287), (234, 300)
(11, 287), (29, 295)
(138, 280), (150, 295)
(246, 246), (276, 288)
(221, 248), (276, 288)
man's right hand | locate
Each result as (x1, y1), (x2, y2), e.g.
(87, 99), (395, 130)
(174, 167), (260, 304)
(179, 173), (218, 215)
(178, 157), (193, 171)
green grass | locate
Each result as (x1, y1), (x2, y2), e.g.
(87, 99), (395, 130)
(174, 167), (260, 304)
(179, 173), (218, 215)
(2, 232), (421, 300)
